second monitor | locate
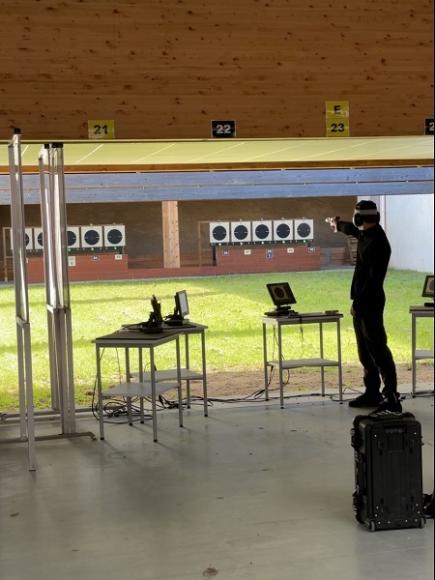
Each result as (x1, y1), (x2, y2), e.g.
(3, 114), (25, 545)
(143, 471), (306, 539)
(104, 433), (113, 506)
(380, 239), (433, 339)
(266, 282), (297, 316)
(166, 290), (190, 325)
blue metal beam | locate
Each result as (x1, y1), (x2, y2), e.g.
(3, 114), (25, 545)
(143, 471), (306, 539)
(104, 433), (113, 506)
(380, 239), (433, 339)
(0, 166), (433, 205)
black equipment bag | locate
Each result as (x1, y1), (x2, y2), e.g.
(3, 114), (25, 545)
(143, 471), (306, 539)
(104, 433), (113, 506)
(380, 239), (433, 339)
(351, 411), (425, 531)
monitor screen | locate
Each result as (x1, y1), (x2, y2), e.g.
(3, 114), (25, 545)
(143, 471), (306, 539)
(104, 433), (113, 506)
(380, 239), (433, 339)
(175, 290), (189, 317)
(422, 275), (434, 298)
(266, 282), (297, 308)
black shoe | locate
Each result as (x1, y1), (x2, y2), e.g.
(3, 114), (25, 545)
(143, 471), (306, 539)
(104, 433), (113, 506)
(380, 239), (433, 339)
(373, 393), (402, 414)
(348, 393), (383, 408)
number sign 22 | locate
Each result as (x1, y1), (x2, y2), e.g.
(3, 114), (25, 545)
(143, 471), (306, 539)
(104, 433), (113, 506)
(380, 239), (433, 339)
(211, 120), (236, 138)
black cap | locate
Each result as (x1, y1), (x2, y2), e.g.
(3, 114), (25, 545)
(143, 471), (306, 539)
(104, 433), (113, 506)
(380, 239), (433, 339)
(355, 200), (377, 211)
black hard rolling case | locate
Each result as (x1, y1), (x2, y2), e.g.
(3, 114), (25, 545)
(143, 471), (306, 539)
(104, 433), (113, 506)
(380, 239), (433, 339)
(351, 412), (425, 531)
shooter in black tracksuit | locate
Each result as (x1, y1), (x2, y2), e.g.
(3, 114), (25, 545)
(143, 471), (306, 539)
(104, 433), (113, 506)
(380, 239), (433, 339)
(333, 200), (401, 412)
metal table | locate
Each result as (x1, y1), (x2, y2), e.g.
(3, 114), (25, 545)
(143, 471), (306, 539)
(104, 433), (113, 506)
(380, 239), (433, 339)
(95, 328), (184, 442)
(409, 305), (434, 396)
(129, 322), (209, 416)
(262, 312), (343, 408)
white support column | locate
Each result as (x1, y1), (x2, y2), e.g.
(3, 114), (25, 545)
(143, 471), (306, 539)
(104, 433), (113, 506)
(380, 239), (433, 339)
(7, 129), (36, 471)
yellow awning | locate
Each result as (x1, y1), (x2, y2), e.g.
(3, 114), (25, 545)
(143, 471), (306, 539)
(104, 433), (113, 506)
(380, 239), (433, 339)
(0, 136), (433, 172)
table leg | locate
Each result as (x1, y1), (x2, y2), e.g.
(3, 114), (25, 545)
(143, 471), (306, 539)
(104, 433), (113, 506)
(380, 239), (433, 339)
(201, 331), (209, 417)
(150, 347), (158, 442)
(411, 313), (417, 397)
(278, 324), (284, 408)
(185, 333), (191, 409)
(176, 337), (183, 427)
(125, 348), (132, 426)
(320, 322), (325, 396)
(96, 345), (104, 440)
(263, 323), (269, 401)
(337, 319), (343, 403)
(139, 348), (144, 424)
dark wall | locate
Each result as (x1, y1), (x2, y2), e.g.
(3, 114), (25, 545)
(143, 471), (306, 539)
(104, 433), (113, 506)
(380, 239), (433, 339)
(4, 196), (355, 265)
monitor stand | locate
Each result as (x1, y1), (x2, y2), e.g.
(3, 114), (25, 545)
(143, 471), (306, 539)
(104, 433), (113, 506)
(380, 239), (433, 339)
(274, 307), (297, 317)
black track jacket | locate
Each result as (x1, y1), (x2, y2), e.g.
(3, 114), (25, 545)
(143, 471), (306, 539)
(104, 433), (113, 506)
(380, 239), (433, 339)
(337, 222), (391, 315)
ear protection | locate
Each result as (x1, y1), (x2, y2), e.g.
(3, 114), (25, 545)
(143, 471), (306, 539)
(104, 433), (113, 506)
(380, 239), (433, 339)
(353, 208), (380, 227)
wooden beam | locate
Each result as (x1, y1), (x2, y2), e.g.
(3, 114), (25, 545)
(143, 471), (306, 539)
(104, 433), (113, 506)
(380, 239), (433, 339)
(162, 201), (180, 268)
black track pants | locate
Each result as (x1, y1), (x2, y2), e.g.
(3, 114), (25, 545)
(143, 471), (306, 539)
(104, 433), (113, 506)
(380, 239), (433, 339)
(352, 311), (397, 396)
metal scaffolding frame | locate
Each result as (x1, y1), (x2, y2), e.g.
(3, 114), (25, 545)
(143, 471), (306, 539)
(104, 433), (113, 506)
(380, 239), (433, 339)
(1, 133), (94, 470)
(0, 130), (36, 470)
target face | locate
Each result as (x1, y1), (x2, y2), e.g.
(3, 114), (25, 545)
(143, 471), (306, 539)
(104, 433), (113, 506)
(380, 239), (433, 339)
(252, 220), (272, 242)
(234, 225), (248, 240)
(84, 229), (100, 246)
(209, 222), (230, 244)
(67, 230), (77, 246)
(230, 221), (251, 243)
(294, 219), (314, 241)
(212, 226), (227, 241)
(273, 220), (293, 242)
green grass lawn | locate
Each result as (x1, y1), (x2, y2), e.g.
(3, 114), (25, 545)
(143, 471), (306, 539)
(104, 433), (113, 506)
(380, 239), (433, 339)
(0, 270), (432, 410)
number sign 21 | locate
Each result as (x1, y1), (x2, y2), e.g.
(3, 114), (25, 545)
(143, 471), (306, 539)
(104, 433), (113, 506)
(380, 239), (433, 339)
(88, 120), (115, 139)
(211, 120), (236, 138)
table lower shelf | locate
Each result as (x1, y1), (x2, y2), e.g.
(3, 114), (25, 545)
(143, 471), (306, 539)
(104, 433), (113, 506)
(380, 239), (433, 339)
(267, 358), (340, 369)
(130, 368), (204, 381)
(102, 381), (179, 398)
(415, 349), (434, 361)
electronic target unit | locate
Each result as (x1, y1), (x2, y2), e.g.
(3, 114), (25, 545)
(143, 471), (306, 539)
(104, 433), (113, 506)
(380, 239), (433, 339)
(33, 227), (44, 251)
(66, 226), (80, 250)
(273, 219), (294, 243)
(231, 221), (251, 244)
(252, 220), (272, 243)
(209, 222), (230, 245)
(11, 227), (34, 251)
(294, 219), (314, 241)
(103, 224), (126, 250)
(81, 225), (103, 250)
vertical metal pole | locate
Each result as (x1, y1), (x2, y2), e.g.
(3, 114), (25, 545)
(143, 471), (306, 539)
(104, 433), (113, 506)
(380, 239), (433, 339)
(39, 143), (79, 435)
(96, 345), (104, 440)
(319, 322), (325, 396)
(125, 348), (132, 426)
(150, 347), (158, 441)
(8, 129), (36, 470)
(138, 348), (144, 423)
(263, 322), (269, 401)
(176, 337), (183, 427)
(278, 323), (284, 408)
(337, 318), (343, 403)
(411, 312), (417, 397)
(185, 333), (191, 409)
(201, 329), (208, 417)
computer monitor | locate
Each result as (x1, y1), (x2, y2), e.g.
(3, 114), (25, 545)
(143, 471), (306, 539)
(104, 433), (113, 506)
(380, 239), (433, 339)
(422, 275), (434, 298)
(266, 282), (297, 312)
(175, 290), (189, 319)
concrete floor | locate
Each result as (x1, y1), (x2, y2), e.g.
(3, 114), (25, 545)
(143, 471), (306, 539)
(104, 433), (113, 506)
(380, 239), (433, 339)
(0, 396), (433, 580)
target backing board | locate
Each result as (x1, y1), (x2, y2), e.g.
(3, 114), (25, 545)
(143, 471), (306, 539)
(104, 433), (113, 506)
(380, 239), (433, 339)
(294, 219), (314, 241)
(209, 222), (230, 244)
(66, 226), (80, 249)
(33, 227), (44, 250)
(273, 220), (294, 242)
(230, 221), (251, 243)
(11, 227), (34, 251)
(252, 220), (272, 243)
(81, 226), (103, 248)
(103, 225), (126, 248)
